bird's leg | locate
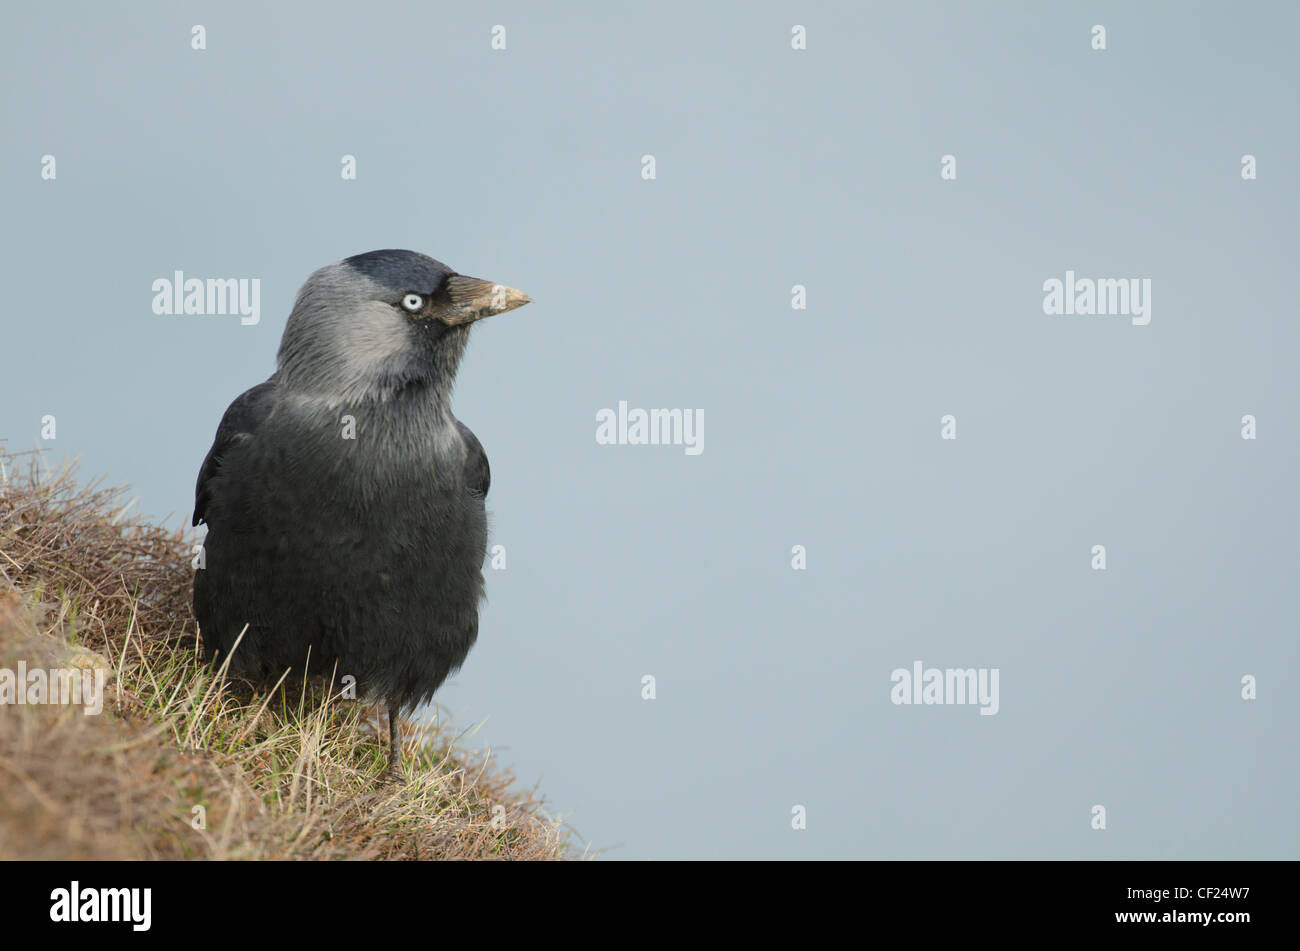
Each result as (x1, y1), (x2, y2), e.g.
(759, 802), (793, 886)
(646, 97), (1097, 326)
(382, 704), (402, 782)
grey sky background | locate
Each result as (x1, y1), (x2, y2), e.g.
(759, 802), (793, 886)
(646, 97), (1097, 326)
(3, 2), (1297, 858)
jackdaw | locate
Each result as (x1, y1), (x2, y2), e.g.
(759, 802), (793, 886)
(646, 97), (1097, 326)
(192, 249), (530, 778)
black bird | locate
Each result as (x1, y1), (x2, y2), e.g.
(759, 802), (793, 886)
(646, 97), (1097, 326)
(192, 250), (530, 777)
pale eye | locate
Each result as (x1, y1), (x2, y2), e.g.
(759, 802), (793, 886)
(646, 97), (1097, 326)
(401, 293), (424, 312)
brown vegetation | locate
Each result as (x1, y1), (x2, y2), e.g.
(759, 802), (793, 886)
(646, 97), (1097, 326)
(0, 447), (575, 860)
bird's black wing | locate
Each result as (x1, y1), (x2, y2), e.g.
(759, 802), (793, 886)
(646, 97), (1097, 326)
(457, 420), (490, 500)
(193, 381), (278, 526)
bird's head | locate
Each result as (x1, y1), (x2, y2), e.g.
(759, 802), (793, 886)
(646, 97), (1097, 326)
(276, 249), (531, 403)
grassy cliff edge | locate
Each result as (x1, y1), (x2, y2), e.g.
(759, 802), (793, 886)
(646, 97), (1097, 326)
(0, 446), (574, 860)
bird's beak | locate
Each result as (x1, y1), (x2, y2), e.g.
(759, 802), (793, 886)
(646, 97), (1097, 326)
(442, 275), (532, 326)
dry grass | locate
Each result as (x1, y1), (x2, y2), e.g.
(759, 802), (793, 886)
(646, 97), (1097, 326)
(0, 445), (577, 860)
